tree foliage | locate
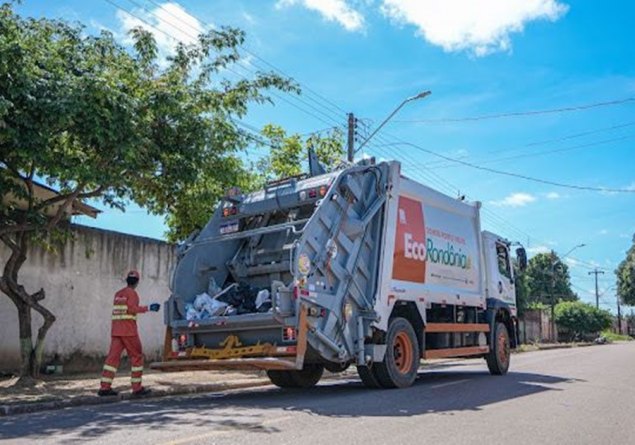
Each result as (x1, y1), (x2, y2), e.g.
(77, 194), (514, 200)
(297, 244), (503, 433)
(616, 234), (635, 306)
(525, 252), (577, 306)
(0, 3), (295, 379)
(256, 124), (345, 181)
(513, 260), (530, 316)
(554, 301), (612, 340)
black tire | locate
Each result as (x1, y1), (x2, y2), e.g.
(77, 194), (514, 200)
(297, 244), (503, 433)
(486, 322), (511, 375)
(374, 317), (420, 388)
(266, 370), (297, 388)
(267, 364), (324, 389)
(289, 364), (324, 388)
(323, 361), (350, 373)
(357, 365), (382, 388)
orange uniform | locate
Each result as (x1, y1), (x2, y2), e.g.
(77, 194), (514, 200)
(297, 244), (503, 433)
(100, 286), (149, 392)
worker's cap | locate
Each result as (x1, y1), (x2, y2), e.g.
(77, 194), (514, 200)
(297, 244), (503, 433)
(127, 270), (140, 280)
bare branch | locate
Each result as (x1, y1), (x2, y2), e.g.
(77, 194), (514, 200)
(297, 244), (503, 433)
(45, 183), (85, 231)
(0, 223), (38, 238)
(0, 233), (19, 252)
(33, 184), (104, 212)
(32, 288), (45, 301)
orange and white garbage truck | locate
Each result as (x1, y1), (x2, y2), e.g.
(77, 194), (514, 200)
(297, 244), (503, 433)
(152, 157), (527, 388)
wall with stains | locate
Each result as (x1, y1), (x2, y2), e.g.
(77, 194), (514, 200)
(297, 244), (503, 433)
(0, 225), (176, 372)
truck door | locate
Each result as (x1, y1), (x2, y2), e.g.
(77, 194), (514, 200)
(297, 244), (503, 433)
(483, 233), (516, 307)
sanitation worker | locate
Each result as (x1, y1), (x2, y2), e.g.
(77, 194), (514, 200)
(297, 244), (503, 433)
(98, 270), (160, 397)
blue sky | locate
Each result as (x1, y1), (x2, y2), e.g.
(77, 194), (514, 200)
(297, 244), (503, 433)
(18, 0), (635, 311)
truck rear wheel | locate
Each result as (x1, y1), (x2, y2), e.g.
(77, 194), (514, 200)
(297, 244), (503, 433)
(267, 364), (324, 388)
(374, 317), (420, 388)
(266, 370), (297, 388)
(486, 322), (510, 375)
(357, 365), (382, 388)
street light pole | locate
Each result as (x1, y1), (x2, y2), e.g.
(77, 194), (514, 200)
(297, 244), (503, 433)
(355, 91), (431, 154)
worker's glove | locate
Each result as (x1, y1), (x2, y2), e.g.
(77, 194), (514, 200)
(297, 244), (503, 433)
(149, 303), (161, 312)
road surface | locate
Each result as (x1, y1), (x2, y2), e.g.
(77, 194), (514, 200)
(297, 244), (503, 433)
(2, 342), (634, 445)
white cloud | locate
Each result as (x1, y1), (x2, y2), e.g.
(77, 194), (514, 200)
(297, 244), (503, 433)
(527, 245), (550, 255)
(116, 2), (204, 60)
(545, 192), (560, 199)
(598, 229), (609, 235)
(490, 192), (537, 207)
(276, 0), (365, 31)
(380, 0), (569, 56)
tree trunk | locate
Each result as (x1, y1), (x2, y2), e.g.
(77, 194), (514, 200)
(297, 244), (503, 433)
(0, 233), (56, 384)
(17, 302), (34, 377)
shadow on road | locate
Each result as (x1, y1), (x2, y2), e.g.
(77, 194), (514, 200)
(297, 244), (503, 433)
(0, 370), (580, 441)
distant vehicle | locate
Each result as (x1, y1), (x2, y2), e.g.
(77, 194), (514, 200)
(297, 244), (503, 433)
(152, 156), (527, 389)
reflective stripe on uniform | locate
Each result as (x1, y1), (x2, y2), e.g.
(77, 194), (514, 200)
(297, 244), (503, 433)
(113, 305), (128, 310)
(101, 377), (113, 383)
(131, 377), (142, 383)
(131, 366), (144, 372)
(103, 364), (117, 373)
(112, 315), (137, 320)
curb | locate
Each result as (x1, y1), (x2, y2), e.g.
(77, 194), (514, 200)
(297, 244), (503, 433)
(0, 379), (271, 417)
(513, 342), (597, 354)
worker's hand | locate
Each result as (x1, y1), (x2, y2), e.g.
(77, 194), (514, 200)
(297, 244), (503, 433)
(149, 303), (161, 312)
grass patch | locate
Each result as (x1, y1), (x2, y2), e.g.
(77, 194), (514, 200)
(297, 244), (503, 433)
(601, 331), (633, 342)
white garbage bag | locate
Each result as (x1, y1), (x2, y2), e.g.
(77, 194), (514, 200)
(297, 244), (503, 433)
(194, 292), (228, 318)
(255, 289), (271, 310)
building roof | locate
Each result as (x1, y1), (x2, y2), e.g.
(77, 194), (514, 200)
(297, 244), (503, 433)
(3, 180), (101, 219)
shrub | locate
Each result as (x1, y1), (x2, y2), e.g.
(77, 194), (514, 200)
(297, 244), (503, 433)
(554, 301), (612, 341)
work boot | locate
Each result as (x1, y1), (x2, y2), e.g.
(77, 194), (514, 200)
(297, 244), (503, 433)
(97, 388), (119, 397)
(131, 387), (152, 397)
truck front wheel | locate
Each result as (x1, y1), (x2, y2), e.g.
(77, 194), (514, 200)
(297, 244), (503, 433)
(374, 317), (420, 388)
(486, 322), (511, 375)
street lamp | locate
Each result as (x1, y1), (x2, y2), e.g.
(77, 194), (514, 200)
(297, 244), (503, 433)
(561, 243), (586, 259)
(355, 90), (431, 154)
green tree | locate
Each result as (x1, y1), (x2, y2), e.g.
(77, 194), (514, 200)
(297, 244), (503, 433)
(554, 301), (612, 340)
(257, 124), (345, 181)
(513, 259), (530, 316)
(525, 252), (577, 306)
(0, 3), (294, 381)
(165, 125), (346, 242)
(616, 234), (635, 306)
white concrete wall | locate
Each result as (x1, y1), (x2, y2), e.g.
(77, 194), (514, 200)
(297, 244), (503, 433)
(0, 225), (176, 371)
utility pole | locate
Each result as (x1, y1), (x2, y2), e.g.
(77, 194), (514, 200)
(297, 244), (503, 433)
(588, 268), (605, 309)
(347, 112), (356, 162)
(617, 294), (622, 334)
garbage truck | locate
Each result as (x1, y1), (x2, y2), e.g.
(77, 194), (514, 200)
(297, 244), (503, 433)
(151, 157), (527, 389)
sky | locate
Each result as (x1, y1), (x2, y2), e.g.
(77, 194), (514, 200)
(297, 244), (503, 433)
(17, 0), (635, 312)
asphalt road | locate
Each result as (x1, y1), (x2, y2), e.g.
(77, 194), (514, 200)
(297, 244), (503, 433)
(2, 342), (635, 445)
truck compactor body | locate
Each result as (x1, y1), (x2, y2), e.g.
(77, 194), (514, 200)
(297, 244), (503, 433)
(153, 160), (526, 388)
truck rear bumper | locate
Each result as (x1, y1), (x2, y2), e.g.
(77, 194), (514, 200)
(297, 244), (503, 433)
(152, 303), (311, 373)
(150, 357), (298, 372)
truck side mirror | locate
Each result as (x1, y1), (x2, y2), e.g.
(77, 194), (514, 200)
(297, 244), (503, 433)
(516, 247), (528, 271)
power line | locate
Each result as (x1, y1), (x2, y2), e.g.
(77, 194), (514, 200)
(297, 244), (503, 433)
(393, 96), (635, 124)
(428, 133), (635, 170)
(107, 0), (346, 131)
(378, 139), (635, 193)
(141, 0), (348, 117)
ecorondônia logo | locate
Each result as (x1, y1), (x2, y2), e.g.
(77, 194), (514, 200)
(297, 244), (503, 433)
(426, 238), (471, 270)
(404, 233), (471, 270)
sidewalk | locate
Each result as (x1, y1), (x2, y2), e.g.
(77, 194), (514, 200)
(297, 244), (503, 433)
(0, 369), (271, 416)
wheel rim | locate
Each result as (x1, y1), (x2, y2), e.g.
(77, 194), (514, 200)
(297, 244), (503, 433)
(393, 332), (413, 374)
(497, 329), (509, 366)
